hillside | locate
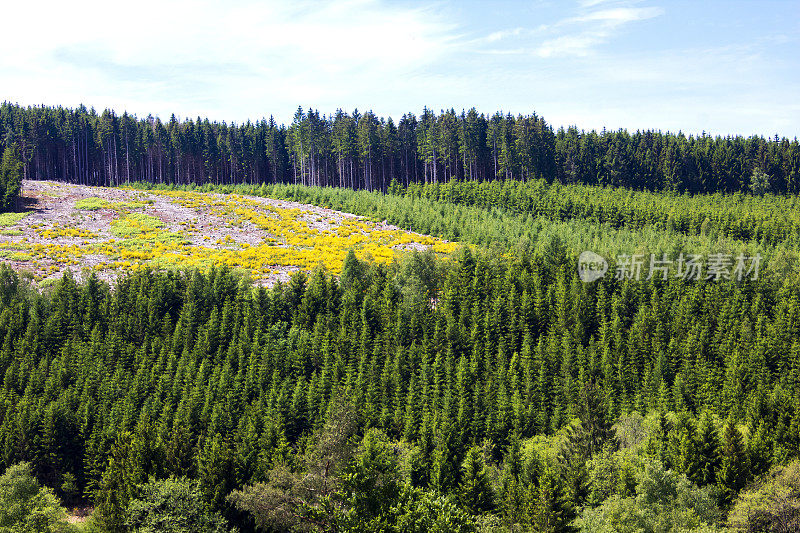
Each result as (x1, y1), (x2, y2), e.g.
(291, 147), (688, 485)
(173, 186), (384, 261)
(0, 178), (797, 533)
(0, 181), (456, 286)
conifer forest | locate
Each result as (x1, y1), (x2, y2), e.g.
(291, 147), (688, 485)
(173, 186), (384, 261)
(0, 102), (798, 533)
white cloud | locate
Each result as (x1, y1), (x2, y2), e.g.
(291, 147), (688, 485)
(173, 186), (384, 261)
(569, 6), (664, 25)
(475, 37), (800, 137)
(536, 34), (599, 57)
(0, 0), (459, 122)
(486, 28), (525, 42)
(578, 0), (616, 7)
(533, 3), (664, 58)
(0, 0), (796, 138)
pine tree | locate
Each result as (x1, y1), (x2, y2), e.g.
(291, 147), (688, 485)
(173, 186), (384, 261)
(555, 419), (589, 510)
(694, 411), (720, 486)
(0, 143), (22, 211)
(458, 446), (494, 514)
(747, 420), (773, 480)
(578, 380), (614, 455)
(93, 432), (139, 533)
(676, 417), (700, 483)
(499, 433), (525, 526)
(197, 433), (234, 510)
(526, 467), (574, 533)
(717, 418), (748, 507)
(431, 420), (462, 495)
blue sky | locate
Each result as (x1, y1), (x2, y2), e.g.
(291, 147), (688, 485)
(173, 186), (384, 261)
(2, 0), (798, 136)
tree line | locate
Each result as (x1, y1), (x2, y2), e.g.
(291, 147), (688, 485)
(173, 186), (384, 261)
(396, 178), (800, 247)
(2, 102), (799, 194)
(0, 143), (22, 212)
(0, 241), (798, 530)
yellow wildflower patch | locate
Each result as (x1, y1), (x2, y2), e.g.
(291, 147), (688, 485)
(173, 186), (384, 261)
(4, 183), (459, 285)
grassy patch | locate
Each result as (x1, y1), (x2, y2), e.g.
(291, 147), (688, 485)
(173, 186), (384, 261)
(75, 197), (108, 210)
(117, 232), (189, 251)
(0, 229), (23, 236)
(0, 212), (29, 227)
(110, 213), (164, 237)
(38, 277), (59, 288)
(76, 197), (152, 212)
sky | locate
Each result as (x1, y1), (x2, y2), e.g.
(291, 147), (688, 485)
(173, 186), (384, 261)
(1, 0), (798, 137)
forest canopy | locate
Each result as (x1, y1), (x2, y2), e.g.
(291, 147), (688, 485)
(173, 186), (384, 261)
(0, 237), (798, 530)
(2, 101), (800, 531)
(2, 101), (799, 194)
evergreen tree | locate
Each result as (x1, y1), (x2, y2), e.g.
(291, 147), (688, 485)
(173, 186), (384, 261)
(0, 143), (22, 211)
(197, 433), (234, 510)
(93, 432), (139, 533)
(458, 446), (494, 514)
(717, 418), (748, 507)
(527, 467), (574, 533)
(431, 421), (463, 495)
(694, 411), (721, 486)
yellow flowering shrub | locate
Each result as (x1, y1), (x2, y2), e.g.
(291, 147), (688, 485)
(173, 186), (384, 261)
(36, 224), (98, 239)
(4, 187), (460, 283)
(110, 213), (164, 237)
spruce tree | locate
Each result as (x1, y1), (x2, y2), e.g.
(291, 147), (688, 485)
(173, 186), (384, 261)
(0, 144), (22, 211)
(527, 467), (574, 533)
(694, 411), (721, 486)
(93, 432), (139, 533)
(717, 418), (748, 507)
(458, 446), (495, 514)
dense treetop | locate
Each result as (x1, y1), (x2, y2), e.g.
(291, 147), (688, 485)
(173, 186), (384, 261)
(0, 237), (797, 529)
(2, 102), (799, 194)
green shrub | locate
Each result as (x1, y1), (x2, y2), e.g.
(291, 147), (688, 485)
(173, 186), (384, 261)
(727, 461), (800, 532)
(76, 197), (152, 212)
(574, 459), (723, 533)
(125, 477), (233, 533)
(75, 197), (108, 210)
(0, 211), (29, 226)
(0, 462), (76, 533)
(110, 213), (164, 237)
